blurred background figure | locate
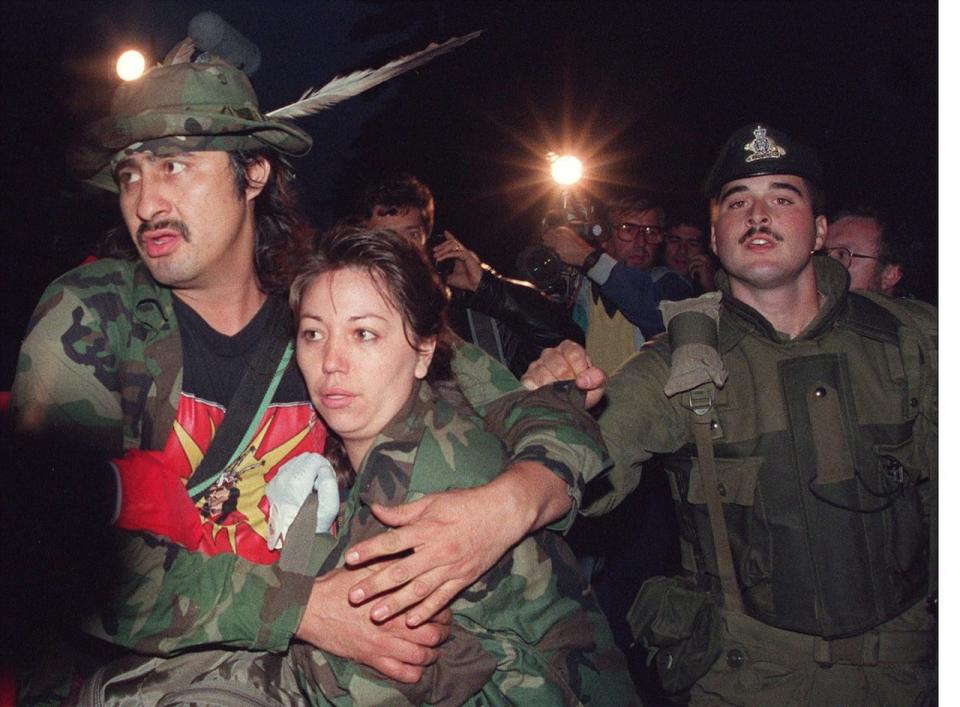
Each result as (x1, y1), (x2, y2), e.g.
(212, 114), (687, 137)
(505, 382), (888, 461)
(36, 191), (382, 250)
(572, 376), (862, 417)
(662, 206), (717, 295)
(354, 173), (583, 377)
(821, 204), (905, 297)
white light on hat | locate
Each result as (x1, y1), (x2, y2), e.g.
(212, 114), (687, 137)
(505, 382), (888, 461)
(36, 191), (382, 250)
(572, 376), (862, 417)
(116, 50), (146, 81)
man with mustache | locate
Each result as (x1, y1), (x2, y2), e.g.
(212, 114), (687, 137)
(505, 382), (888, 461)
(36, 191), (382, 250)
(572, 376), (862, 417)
(10, 55), (610, 703)
(523, 123), (938, 704)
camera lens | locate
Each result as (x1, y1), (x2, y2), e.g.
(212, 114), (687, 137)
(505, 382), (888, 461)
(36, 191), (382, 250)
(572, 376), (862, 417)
(517, 245), (563, 290)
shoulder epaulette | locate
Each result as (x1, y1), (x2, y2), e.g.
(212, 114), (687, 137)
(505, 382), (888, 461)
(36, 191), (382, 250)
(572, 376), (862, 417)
(843, 292), (901, 345)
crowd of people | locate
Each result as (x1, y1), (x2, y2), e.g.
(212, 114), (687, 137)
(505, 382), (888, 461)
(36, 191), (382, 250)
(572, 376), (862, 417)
(7, 39), (936, 707)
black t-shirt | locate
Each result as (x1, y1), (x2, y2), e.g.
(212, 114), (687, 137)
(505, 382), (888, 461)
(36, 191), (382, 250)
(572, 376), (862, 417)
(174, 295), (309, 407)
(158, 295), (324, 563)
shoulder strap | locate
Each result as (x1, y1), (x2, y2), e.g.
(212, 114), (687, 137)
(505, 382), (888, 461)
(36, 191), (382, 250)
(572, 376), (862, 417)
(660, 293), (745, 613)
(186, 297), (294, 501)
(683, 388), (745, 614)
(843, 292), (901, 343)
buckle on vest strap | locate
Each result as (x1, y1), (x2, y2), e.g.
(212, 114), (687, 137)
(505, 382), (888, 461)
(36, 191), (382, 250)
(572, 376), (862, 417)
(682, 387), (715, 416)
(813, 633), (880, 666)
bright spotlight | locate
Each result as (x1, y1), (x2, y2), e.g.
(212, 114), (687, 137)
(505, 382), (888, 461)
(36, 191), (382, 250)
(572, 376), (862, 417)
(549, 154), (583, 186)
(116, 50), (146, 81)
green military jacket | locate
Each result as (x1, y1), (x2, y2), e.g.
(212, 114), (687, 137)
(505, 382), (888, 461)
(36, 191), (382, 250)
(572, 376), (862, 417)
(12, 258), (604, 658)
(589, 257), (937, 638)
(283, 381), (636, 706)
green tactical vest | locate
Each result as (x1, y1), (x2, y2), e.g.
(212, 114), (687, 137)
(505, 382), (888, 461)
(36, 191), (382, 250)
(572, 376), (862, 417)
(664, 291), (934, 639)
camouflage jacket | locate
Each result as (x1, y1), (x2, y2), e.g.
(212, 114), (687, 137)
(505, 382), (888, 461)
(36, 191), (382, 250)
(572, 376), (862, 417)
(589, 256), (938, 637)
(283, 381), (637, 706)
(12, 258), (604, 657)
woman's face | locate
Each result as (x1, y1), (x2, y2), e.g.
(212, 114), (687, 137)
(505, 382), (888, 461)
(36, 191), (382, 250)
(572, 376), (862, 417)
(296, 267), (435, 467)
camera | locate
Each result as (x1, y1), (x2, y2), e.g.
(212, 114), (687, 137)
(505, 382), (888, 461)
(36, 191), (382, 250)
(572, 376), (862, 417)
(516, 189), (608, 300)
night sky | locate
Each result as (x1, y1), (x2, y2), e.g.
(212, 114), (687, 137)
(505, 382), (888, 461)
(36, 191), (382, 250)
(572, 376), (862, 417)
(1, 1), (938, 389)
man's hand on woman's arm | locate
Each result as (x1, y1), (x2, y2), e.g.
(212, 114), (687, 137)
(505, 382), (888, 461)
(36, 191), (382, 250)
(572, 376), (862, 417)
(342, 461), (570, 627)
(295, 565), (452, 684)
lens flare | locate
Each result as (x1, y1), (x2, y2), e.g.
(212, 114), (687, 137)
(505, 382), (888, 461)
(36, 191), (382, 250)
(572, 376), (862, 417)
(549, 154), (583, 185)
(116, 50), (146, 81)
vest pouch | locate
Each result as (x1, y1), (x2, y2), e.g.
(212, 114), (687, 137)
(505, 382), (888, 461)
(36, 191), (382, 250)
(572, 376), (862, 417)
(626, 575), (723, 695)
(875, 438), (927, 578)
(874, 437), (922, 491)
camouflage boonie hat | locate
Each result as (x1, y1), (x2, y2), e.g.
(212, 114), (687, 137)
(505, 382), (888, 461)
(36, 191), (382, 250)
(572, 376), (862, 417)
(71, 59), (313, 192)
(703, 123), (821, 198)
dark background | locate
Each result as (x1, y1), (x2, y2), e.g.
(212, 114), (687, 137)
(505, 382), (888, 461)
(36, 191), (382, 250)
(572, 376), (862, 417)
(1, 1), (938, 389)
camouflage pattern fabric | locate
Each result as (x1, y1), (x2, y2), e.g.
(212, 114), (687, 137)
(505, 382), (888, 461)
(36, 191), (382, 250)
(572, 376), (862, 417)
(284, 381), (634, 705)
(13, 257), (608, 703)
(69, 59), (312, 192)
(13, 257), (182, 456)
(588, 256), (937, 703)
(77, 381), (638, 706)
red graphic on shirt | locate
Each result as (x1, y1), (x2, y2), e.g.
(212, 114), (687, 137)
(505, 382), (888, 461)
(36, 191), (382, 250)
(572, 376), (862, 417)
(113, 394), (326, 564)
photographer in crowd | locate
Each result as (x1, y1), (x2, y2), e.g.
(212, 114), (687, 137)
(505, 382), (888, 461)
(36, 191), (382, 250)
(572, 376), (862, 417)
(542, 192), (693, 374)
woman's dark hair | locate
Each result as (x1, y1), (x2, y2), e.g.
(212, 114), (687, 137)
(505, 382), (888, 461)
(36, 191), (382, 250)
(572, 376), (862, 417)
(289, 224), (453, 485)
(98, 148), (314, 293)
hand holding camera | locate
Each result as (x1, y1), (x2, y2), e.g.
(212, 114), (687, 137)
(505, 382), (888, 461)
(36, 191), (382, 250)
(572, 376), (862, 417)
(542, 225), (596, 269)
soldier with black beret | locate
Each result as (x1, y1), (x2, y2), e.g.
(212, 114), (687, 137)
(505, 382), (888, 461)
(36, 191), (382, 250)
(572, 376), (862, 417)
(525, 122), (937, 704)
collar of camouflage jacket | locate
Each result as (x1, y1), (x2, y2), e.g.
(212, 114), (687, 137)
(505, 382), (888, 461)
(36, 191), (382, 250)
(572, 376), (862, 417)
(350, 382), (433, 507)
(130, 261), (177, 333)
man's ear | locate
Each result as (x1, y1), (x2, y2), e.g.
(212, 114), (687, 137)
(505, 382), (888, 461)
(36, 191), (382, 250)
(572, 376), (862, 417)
(812, 215), (828, 251)
(414, 336), (437, 380)
(244, 157), (271, 201)
(881, 263), (903, 295)
(710, 223), (718, 256)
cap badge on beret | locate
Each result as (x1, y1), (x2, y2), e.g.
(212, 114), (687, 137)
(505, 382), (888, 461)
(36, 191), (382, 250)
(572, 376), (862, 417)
(744, 125), (786, 163)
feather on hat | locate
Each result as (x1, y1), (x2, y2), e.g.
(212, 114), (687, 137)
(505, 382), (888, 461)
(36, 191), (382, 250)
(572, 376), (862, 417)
(72, 32), (482, 192)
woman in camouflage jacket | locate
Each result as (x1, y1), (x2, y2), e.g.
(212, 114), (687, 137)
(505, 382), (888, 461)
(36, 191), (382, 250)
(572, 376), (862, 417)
(282, 225), (638, 706)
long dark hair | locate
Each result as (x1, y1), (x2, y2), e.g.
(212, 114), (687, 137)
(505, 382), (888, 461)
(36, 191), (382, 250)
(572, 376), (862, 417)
(289, 224), (453, 485)
(97, 148), (313, 293)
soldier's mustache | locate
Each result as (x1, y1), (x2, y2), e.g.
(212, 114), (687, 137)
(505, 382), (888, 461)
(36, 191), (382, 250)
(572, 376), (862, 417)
(137, 219), (191, 244)
(739, 226), (783, 244)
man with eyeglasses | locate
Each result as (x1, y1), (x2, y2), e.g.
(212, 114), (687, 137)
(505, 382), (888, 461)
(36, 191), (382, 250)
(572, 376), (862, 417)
(662, 209), (717, 295)
(819, 205), (905, 296)
(543, 193), (692, 374)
